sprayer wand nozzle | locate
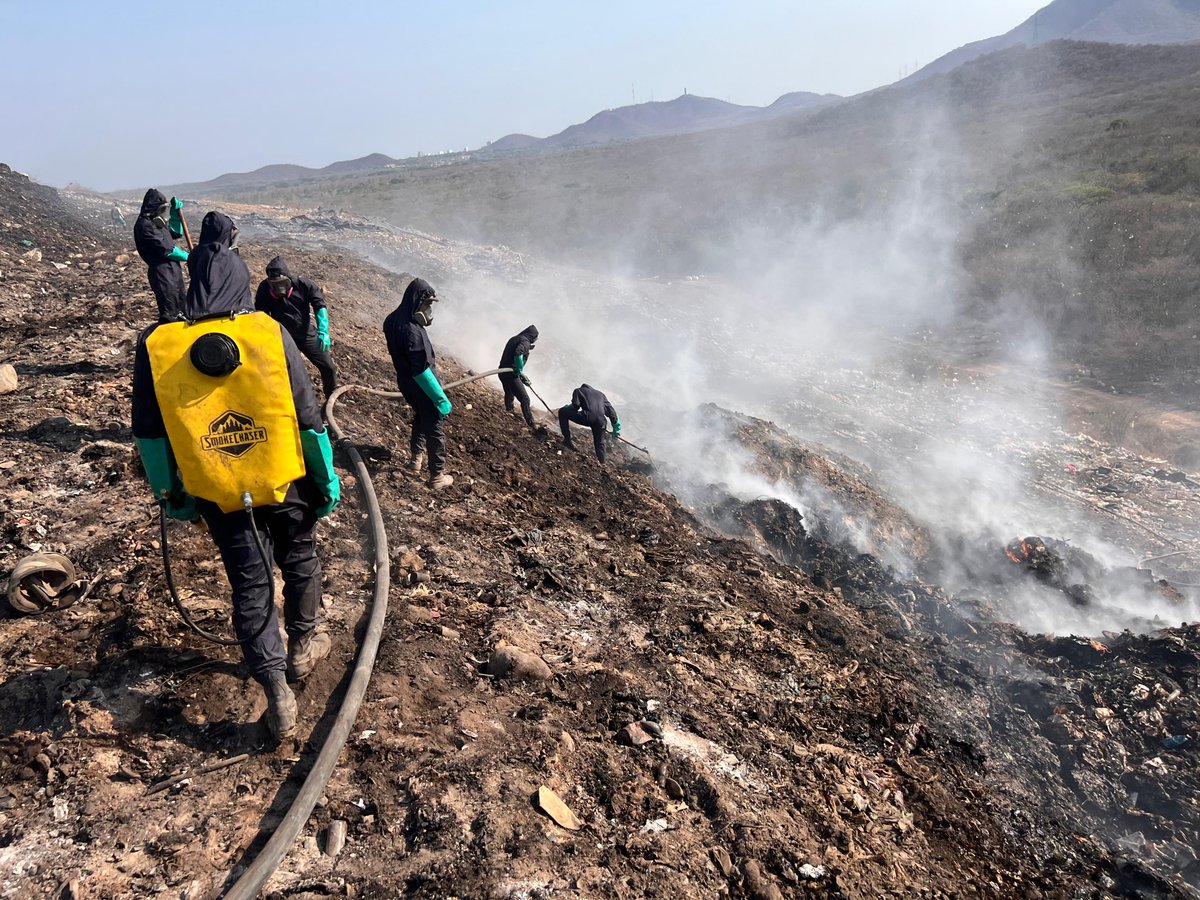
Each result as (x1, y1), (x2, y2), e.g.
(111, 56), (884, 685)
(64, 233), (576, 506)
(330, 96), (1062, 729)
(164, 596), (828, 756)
(241, 491), (253, 512)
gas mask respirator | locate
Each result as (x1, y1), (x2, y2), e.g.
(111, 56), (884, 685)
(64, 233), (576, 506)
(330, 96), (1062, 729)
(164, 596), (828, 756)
(268, 275), (292, 298)
(413, 294), (437, 326)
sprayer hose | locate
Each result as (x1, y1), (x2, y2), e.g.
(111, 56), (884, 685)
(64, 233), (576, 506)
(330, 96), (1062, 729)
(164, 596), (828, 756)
(220, 386), (391, 900)
(330, 367), (512, 404)
(159, 505), (275, 647)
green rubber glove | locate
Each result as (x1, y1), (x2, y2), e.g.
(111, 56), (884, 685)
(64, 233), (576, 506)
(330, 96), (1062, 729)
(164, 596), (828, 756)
(612, 420), (622, 438)
(300, 428), (341, 516)
(315, 307), (331, 352)
(135, 437), (198, 520)
(167, 245), (189, 262)
(520, 374), (531, 387)
(414, 367), (452, 416)
(168, 197), (184, 238)
(514, 354), (525, 375)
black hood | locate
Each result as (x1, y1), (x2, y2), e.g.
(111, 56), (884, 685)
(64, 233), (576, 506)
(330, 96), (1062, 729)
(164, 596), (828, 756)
(265, 255), (291, 278)
(197, 210), (235, 247)
(521, 325), (539, 344)
(395, 277), (436, 321)
(184, 211), (252, 319)
(140, 188), (167, 217)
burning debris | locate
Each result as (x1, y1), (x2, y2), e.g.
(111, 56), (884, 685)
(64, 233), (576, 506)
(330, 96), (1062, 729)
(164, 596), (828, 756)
(1003, 535), (1187, 613)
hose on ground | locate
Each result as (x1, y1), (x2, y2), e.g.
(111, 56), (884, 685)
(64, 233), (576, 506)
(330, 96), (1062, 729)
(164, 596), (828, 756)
(221, 397), (391, 900)
(159, 498), (274, 647)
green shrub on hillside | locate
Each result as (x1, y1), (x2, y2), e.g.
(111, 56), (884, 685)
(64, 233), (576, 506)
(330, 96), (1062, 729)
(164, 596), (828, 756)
(1063, 182), (1114, 205)
(1144, 152), (1200, 194)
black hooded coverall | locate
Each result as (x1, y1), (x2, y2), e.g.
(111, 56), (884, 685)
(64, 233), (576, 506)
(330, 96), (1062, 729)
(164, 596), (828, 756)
(559, 384), (619, 463)
(383, 278), (446, 476)
(498, 325), (539, 428)
(254, 256), (338, 398)
(131, 211), (328, 685)
(133, 188), (185, 322)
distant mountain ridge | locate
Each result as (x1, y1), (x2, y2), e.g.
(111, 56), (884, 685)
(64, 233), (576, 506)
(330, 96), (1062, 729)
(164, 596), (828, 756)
(488, 91), (841, 153)
(907, 0), (1200, 82)
(165, 91), (841, 195)
(165, 152), (403, 195)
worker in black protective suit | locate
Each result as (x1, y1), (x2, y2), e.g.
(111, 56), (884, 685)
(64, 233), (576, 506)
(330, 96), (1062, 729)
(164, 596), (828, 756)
(559, 384), (621, 463)
(133, 188), (188, 322)
(497, 325), (539, 428)
(383, 277), (454, 489)
(131, 210), (341, 741)
(254, 256), (338, 399)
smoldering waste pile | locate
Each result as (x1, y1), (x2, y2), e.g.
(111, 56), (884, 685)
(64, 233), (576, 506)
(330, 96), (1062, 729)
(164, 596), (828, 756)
(658, 404), (1200, 893)
(0, 168), (1198, 897)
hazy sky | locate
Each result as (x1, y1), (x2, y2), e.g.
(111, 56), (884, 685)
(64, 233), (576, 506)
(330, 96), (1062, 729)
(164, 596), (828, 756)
(1, 0), (1046, 190)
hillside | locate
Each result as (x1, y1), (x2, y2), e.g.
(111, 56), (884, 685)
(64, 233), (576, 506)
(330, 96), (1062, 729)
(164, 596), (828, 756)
(3, 169), (1200, 896)
(196, 39), (1200, 405)
(908, 0), (1200, 82)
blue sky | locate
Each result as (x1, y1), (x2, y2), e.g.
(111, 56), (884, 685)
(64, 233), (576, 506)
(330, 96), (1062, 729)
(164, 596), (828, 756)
(0, 0), (1046, 190)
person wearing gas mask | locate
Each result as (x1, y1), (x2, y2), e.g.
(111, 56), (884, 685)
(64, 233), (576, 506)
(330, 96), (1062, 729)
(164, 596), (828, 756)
(133, 188), (188, 322)
(559, 384), (621, 463)
(498, 325), (539, 429)
(383, 277), (454, 490)
(254, 256), (337, 399)
(131, 210), (341, 741)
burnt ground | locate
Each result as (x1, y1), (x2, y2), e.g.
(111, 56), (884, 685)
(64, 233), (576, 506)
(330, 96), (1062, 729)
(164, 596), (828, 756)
(0, 167), (1198, 899)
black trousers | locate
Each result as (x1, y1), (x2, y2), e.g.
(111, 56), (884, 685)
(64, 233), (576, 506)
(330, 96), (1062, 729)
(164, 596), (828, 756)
(499, 373), (535, 427)
(197, 480), (323, 684)
(398, 379), (446, 475)
(559, 406), (608, 462)
(295, 329), (338, 399)
(148, 261), (185, 322)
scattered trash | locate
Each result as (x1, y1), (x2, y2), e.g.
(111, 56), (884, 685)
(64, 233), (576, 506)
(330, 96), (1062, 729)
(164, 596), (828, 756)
(1116, 831), (1146, 854)
(7, 552), (82, 615)
(798, 863), (826, 880)
(323, 819), (348, 857)
(1163, 734), (1190, 750)
(533, 785), (581, 830)
(617, 722), (655, 746)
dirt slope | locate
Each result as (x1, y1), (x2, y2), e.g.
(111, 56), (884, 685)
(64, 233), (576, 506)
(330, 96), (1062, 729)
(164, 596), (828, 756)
(1, 170), (1198, 899)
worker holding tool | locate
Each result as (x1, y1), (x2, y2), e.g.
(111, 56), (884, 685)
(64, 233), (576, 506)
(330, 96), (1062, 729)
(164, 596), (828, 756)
(132, 210), (341, 741)
(255, 256), (338, 399)
(133, 189), (188, 322)
(559, 383), (621, 463)
(383, 277), (454, 490)
(497, 325), (539, 429)
(110, 202), (126, 229)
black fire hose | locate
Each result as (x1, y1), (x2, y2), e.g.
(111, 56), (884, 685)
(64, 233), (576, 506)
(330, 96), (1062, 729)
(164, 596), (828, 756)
(222, 399), (391, 900)
(325, 367), (512, 407)
(159, 493), (274, 647)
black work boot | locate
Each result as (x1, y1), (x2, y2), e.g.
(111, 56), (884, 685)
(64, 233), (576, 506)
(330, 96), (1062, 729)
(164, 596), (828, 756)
(287, 629), (331, 682)
(264, 671), (297, 740)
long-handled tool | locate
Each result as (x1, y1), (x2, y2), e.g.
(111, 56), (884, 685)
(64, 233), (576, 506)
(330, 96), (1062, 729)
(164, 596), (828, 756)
(525, 380), (555, 415)
(179, 207), (194, 251)
(526, 379), (650, 456)
(615, 434), (650, 455)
